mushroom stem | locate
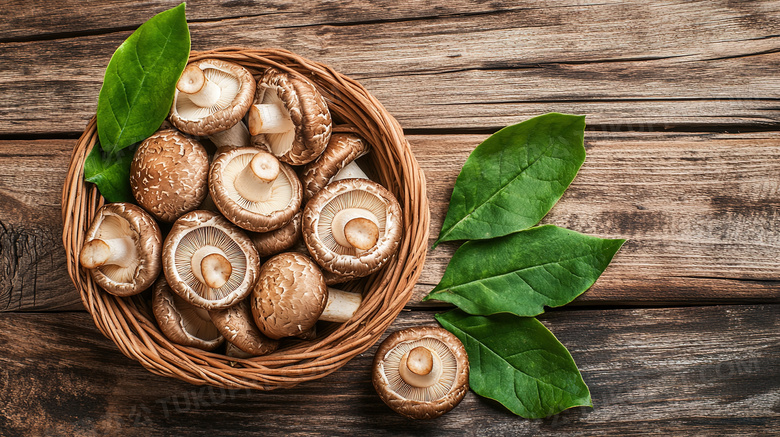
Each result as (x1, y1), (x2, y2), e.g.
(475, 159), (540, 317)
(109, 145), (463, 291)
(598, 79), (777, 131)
(399, 346), (443, 388)
(247, 103), (295, 135)
(209, 121), (250, 148)
(332, 208), (380, 251)
(332, 160), (369, 182)
(201, 253), (233, 289)
(190, 245), (232, 289)
(80, 237), (137, 269)
(177, 64), (222, 108)
(233, 151), (281, 202)
(319, 287), (362, 323)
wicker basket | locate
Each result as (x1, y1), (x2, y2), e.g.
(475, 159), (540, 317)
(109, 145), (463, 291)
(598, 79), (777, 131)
(61, 48), (430, 390)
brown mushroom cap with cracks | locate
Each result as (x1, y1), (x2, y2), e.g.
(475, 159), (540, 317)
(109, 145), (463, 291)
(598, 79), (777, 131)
(209, 299), (279, 356)
(248, 68), (331, 165)
(169, 59), (255, 148)
(130, 129), (210, 223)
(210, 147), (302, 233)
(251, 252), (362, 340)
(163, 210), (260, 310)
(301, 133), (370, 202)
(152, 277), (225, 351)
(372, 326), (470, 420)
(249, 211), (302, 258)
(79, 203), (162, 297)
(303, 178), (403, 278)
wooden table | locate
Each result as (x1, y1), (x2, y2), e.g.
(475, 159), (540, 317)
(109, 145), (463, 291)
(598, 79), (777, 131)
(2, 1), (778, 435)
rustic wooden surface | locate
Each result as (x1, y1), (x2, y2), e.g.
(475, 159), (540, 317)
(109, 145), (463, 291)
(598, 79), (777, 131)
(0, 306), (778, 435)
(1, 1), (778, 435)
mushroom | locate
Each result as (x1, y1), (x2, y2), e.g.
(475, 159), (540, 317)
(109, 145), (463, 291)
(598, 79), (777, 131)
(248, 68), (331, 165)
(163, 210), (260, 310)
(130, 129), (210, 223)
(152, 276), (224, 351)
(301, 133), (370, 202)
(249, 211), (302, 258)
(209, 147), (302, 233)
(169, 59), (255, 148)
(372, 326), (470, 420)
(251, 252), (362, 340)
(225, 342), (255, 360)
(303, 178), (403, 279)
(79, 202), (162, 297)
(209, 299), (279, 356)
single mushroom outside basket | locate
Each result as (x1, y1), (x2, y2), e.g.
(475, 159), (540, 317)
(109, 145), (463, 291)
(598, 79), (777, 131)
(61, 48), (430, 390)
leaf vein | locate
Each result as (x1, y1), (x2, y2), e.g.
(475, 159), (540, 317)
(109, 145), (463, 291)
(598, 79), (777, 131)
(441, 135), (557, 240)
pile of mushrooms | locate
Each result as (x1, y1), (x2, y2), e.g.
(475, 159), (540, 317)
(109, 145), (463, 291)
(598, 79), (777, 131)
(80, 58), (466, 419)
(80, 59), (403, 360)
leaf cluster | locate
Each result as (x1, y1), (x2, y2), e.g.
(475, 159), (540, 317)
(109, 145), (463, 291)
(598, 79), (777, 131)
(84, 3), (190, 202)
(426, 113), (625, 419)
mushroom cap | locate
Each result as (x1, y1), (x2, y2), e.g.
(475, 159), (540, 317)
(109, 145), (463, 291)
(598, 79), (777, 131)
(321, 268), (362, 286)
(82, 202), (162, 296)
(130, 129), (210, 223)
(303, 178), (403, 278)
(163, 210), (260, 310)
(249, 211), (302, 258)
(301, 133), (369, 201)
(210, 147), (302, 233)
(152, 276), (225, 351)
(250, 68), (331, 165)
(209, 298), (279, 356)
(251, 252), (328, 340)
(169, 59), (256, 137)
(372, 326), (470, 420)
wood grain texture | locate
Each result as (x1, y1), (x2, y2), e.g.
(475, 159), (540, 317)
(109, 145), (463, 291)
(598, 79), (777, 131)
(0, 141), (79, 311)
(0, 305), (776, 435)
(419, 131), (780, 305)
(2, 131), (778, 311)
(2, 1), (780, 136)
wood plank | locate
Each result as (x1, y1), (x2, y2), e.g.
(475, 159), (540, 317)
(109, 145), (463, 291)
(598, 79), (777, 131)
(0, 305), (776, 435)
(2, 1), (780, 135)
(0, 0), (580, 40)
(418, 131), (780, 305)
(0, 141), (79, 311)
(2, 131), (778, 311)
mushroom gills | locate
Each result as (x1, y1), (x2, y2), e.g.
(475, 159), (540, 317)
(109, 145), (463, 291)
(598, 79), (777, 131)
(178, 64), (223, 108)
(209, 121), (250, 148)
(174, 225), (247, 301)
(331, 160), (369, 182)
(176, 66), (240, 116)
(176, 294), (222, 341)
(383, 338), (458, 402)
(220, 151), (295, 214)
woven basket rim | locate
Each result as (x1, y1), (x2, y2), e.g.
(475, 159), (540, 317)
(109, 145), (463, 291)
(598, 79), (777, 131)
(61, 48), (430, 390)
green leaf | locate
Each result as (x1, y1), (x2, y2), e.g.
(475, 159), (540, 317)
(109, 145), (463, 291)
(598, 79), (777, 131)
(425, 225), (625, 316)
(84, 143), (138, 203)
(434, 113), (586, 247)
(436, 310), (591, 419)
(97, 3), (190, 154)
